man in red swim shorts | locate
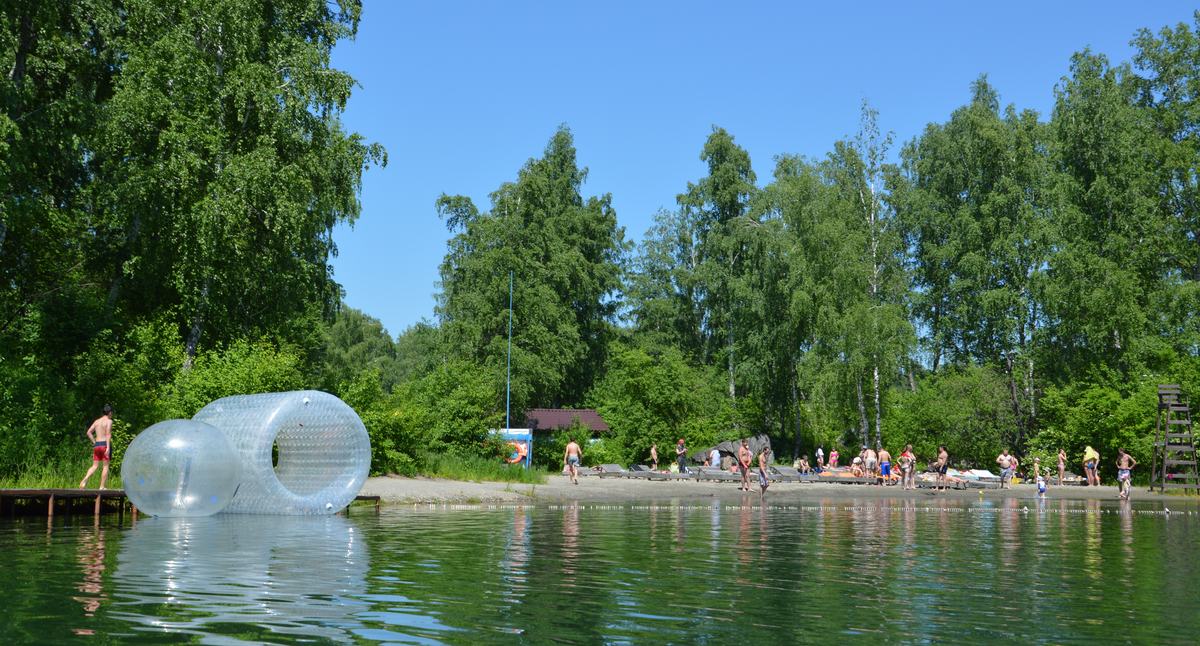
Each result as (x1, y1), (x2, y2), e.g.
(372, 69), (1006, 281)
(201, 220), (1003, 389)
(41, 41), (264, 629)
(80, 404), (114, 490)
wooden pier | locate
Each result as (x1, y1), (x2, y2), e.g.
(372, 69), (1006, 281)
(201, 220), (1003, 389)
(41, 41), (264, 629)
(0, 489), (381, 519)
(0, 489), (131, 520)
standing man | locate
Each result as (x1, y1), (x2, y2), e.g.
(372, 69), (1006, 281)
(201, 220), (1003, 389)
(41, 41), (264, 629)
(757, 449), (771, 499)
(815, 446), (825, 471)
(996, 449), (1016, 489)
(738, 439), (753, 492)
(878, 446), (892, 485)
(709, 447), (721, 470)
(935, 446), (949, 492)
(863, 445), (879, 483)
(79, 405), (114, 490)
(650, 443), (658, 471)
(1116, 448), (1137, 500)
(564, 438), (583, 485)
(1083, 445), (1100, 487)
(1057, 448), (1067, 486)
(676, 438), (688, 475)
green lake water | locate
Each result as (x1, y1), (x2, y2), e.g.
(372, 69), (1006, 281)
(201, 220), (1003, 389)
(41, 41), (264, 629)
(2, 497), (1198, 644)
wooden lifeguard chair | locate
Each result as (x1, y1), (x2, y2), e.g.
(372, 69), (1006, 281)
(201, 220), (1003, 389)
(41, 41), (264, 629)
(1150, 384), (1200, 494)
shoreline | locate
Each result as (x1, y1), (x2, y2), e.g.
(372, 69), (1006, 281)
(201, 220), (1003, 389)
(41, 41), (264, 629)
(360, 474), (1193, 506)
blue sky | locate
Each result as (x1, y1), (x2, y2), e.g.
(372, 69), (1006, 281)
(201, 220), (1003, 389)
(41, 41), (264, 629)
(329, 1), (1197, 338)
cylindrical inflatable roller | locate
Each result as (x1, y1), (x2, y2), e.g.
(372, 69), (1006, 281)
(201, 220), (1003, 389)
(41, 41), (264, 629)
(193, 390), (371, 515)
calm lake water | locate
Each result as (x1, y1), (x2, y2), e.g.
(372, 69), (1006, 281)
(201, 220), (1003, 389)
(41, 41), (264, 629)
(3, 497), (1198, 644)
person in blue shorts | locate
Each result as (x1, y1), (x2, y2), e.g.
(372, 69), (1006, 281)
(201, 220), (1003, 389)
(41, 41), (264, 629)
(878, 447), (892, 485)
(564, 439), (582, 485)
(1115, 448), (1137, 500)
(757, 449), (771, 499)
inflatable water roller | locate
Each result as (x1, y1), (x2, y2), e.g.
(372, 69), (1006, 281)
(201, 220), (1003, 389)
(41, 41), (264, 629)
(121, 391), (371, 517)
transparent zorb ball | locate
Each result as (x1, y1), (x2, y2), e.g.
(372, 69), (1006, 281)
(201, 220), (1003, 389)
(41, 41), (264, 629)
(121, 419), (242, 517)
(193, 390), (371, 515)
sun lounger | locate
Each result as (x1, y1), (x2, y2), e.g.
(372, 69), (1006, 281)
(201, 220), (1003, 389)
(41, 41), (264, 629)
(694, 466), (741, 482)
(624, 465), (670, 480)
(596, 464), (627, 478)
(769, 466), (801, 482)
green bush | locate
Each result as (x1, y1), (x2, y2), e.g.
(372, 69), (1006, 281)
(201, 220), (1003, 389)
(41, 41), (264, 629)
(587, 343), (739, 466)
(886, 365), (1014, 468)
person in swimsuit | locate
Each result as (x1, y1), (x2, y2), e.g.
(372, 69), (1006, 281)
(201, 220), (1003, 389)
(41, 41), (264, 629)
(1116, 448), (1137, 500)
(899, 444), (915, 489)
(935, 446), (949, 492)
(564, 439), (583, 485)
(757, 449), (771, 499)
(650, 443), (658, 471)
(829, 449), (839, 468)
(1083, 446), (1100, 487)
(1057, 448), (1067, 486)
(79, 405), (114, 490)
(878, 447), (892, 485)
(815, 446), (824, 470)
(738, 440), (753, 492)
(996, 449), (1016, 489)
(863, 446), (879, 482)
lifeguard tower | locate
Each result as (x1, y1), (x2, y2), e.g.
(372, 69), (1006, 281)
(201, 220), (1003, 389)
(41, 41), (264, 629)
(1150, 384), (1200, 494)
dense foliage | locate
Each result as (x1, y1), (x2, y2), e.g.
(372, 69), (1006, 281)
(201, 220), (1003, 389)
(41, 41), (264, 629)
(5, 6), (1200, 483)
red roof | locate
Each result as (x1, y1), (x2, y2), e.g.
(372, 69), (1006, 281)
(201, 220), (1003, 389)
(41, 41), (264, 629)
(524, 408), (610, 433)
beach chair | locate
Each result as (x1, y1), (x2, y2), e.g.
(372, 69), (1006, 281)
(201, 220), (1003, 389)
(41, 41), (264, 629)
(596, 464), (628, 478)
(625, 465), (668, 480)
(769, 466), (801, 483)
(691, 466), (735, 482)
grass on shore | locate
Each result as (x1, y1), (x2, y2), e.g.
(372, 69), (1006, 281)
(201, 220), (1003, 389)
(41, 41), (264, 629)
(0, 458), (122, 490)
(415, 452), (547, 485)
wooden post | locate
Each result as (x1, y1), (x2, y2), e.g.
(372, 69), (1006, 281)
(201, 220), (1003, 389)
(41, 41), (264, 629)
(94, 494), (101, 518)
(47, 494), (54, 518)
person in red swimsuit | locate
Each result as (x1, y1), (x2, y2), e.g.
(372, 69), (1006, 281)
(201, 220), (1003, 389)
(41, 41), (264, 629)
(79, 405), (114, 490)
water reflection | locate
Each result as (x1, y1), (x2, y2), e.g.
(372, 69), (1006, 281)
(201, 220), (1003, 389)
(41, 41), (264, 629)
(4, 498), (1200, 644)
(72, 525), (107, 635)
(111, 514), (367, 643)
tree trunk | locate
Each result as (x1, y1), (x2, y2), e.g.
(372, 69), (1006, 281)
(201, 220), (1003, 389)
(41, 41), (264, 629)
(1003, 351), (1024, 453)
(856, 374), (869, 449)
(181, 282), (210, 372)
(872, 363), (882, 450)
(727, 319), (735, 400)
(791, 373), (803, 460)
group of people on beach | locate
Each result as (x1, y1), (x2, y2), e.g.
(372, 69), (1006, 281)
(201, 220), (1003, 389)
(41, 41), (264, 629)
(584, 436), (1143, 500)
(803, 443), (937, 490)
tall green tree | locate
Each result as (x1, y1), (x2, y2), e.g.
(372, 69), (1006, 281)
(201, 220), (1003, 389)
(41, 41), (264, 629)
(1132, 13), (1200, 356)
(436, 127), (625, 412)
(93, 0), (384, 366)
(319, 304), (401, 393)
(1045, 51), (1165, 375)
(891, 78), (1052, 450)
(815, 105), (913, 450)
(677, 127), (759, 402)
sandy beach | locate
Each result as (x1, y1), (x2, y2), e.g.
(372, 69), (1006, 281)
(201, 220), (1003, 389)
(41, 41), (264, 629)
(360, 474), (1189, 505)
